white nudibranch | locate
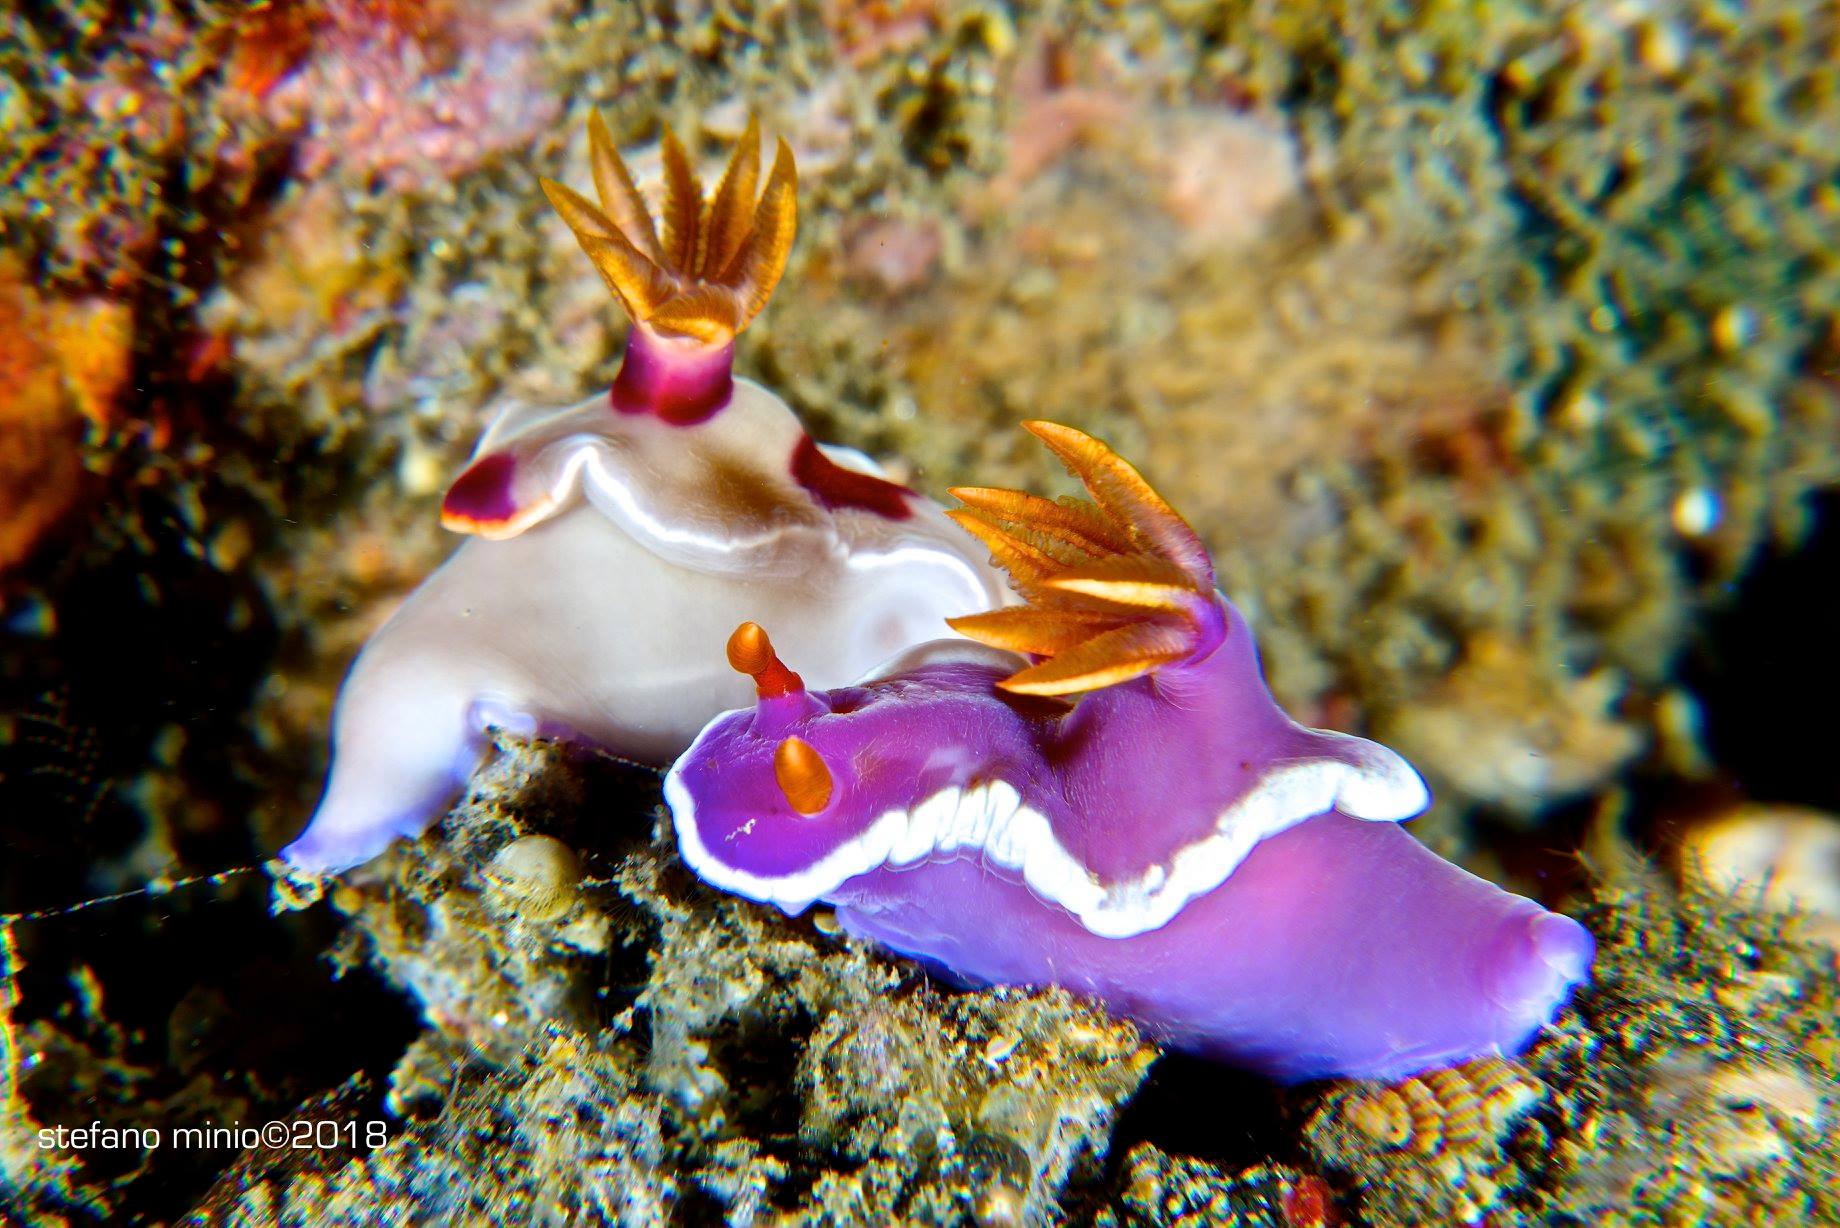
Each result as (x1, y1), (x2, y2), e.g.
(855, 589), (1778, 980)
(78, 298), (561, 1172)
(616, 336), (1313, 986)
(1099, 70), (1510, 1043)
(280, 113), (1008, 873)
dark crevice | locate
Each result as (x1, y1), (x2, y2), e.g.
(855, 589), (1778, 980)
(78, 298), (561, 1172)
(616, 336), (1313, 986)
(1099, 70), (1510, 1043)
(1685, 488), (1840, 813)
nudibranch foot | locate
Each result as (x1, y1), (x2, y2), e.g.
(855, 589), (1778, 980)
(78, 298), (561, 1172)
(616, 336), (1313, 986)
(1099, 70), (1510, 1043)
(665, 423), (1594, 1082)
(825, 816), (1594, 1084)
(281, 643), (506, 873)
(283, 113), (1009, 873)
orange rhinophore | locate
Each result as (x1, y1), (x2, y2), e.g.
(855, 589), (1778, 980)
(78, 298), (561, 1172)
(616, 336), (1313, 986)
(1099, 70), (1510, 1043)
(773, 736), (833, 815)
(540, 113), (797, 346)
(726, 621), (805, 699)
(946, 421), (1221, 696)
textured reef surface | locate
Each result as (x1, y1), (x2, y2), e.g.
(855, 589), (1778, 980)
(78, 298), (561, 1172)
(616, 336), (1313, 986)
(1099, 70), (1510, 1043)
(4, 0), (1840, 1224)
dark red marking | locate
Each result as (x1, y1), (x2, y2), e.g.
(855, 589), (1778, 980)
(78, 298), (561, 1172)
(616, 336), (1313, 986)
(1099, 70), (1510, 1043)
(442, 452), (518, 525)
(1281, 1175), (1338, 1228)
(790, 435), (913, 520)
(610, 328), (734, 425)
(184, 332), (232, 382)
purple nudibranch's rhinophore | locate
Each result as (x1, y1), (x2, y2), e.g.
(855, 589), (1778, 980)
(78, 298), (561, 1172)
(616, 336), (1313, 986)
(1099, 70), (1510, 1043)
(665, 423), (1594, 1083)
(281, 116), (1007, 873)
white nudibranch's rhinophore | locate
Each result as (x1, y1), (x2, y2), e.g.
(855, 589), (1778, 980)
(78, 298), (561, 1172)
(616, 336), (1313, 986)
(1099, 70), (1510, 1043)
(280, 114), (1008, 873)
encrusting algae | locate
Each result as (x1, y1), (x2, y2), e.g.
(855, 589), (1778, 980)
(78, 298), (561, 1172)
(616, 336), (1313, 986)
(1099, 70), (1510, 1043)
(1292, 816), (1840, 1228)
(1098, 1146), (1334, 1228)
(290, 736), (1156, 1224)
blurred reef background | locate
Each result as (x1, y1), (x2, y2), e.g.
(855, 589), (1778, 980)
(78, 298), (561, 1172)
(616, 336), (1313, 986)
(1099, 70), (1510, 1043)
(3, 0), (1839, 1223)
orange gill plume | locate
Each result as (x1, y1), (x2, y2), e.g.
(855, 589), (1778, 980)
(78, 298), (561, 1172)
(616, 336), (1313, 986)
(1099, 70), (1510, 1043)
(773, 736), (833, 815)
(946, 421), (1220, 697)
(540, 113), (797, 346)
(725, 621), (805, 699)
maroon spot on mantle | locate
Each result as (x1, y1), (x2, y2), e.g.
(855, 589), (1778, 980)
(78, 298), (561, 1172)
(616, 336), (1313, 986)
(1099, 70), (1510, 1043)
(442, 452), (518, 526)
(790, 435), (913, 520)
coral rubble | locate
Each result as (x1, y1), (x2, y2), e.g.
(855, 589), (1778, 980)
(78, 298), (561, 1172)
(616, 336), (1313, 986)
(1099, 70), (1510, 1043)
(1098, 1145), (1321, 1228)
(253, 737), (1155, 1223)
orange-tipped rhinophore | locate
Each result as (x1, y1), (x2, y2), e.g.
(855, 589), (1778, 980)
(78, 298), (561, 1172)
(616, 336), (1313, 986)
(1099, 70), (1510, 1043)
(773, 735), (833, 814)
(726, 621), (805, 699)
(946, 422), (1221, 696)
(541, 113), (797, 346)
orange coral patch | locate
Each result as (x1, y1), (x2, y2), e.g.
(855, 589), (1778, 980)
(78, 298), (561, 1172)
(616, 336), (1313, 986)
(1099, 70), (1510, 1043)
(0, 259), (131, 575)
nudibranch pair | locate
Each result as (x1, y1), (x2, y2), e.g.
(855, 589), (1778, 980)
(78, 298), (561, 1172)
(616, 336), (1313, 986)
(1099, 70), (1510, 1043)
(282, 117), (1008, 872)
(665, 424), (1595, 1083)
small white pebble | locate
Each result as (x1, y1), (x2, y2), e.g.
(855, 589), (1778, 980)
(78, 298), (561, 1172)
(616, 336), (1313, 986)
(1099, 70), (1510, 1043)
(1638, 19), (1691, 76)
(982, 1034), (1021, 1067)
(1672, 487), (1721, 537)
(397, 442), (447, 497)
(1561, 388), (1605, 430)
(1712, 304), (1757, 352)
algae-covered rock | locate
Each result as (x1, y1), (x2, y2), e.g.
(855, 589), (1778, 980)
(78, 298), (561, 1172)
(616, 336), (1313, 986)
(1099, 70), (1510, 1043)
(1097, 1145), (1328, 1228)
(1290, 818), (1840, 1228)
(265, 735), (1153, 1224)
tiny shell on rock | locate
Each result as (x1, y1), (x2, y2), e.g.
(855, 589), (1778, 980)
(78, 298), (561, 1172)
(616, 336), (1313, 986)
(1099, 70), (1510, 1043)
(486, 834), (584, 921)
(1344, 1057), (1545, 1156)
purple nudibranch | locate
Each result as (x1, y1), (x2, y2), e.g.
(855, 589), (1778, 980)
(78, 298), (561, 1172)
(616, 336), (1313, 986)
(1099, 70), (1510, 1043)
(665, 423), (1594, 1083)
